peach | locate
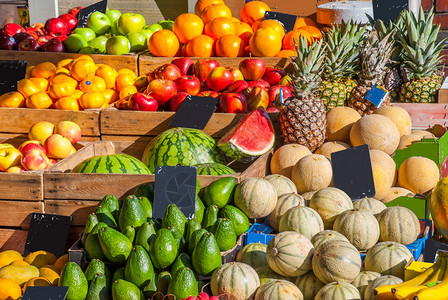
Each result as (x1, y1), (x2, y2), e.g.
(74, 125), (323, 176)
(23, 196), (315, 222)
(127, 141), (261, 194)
(28, 121), (55, 145)
(0, 147), (22, 171)
(54, 121), (81, 144)
(44, 134), (72, 159)
(21, 148), (50, 171)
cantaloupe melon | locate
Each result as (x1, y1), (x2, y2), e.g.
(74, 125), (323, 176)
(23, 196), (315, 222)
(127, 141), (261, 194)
(310, 230), (349, 249)
(301, 191), (316, 206)
(398, 156), (440, 194)
(397, 134), (421, 150)
(376, 206), (420, 245)
(279, 206), (324, 239)
(326, 106), (361, 144)
(333, 209), (380, 251)
(315, 141), (350, 160)
(234, 177), (277, 218)
(236, 243), (267, 269)
(364, 275), (403, 300)
(266, 231), (314, 277)
(315, 282), (361, 300)
(255, 266), (292, 286)
(364, 242), (413, 279)
(268, 193), (305, 232)
(371, 164), (394, 200)
(353, 197), (387, 216)
(309, 187), (353, 229)
(374, 106), (412, 136)
(312, 240), (362, 284)
(295, 271), (325, 300)
(411, 130), (435, 139)
(270, 144), (312, 178)
(254, 280), (304, 300)
(291, 154), (333, 194)
(263, 174), (297, 196)
(370, 149), (397, 186)
(382, 187), (414, 204)
(350, 114), (400, 155)
(352, 271), (381, 297)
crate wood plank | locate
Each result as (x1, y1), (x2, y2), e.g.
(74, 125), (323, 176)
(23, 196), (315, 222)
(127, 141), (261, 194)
(0, 50), (138, 74)
(0, 173), (43, 201)
(392, 103), (448, 128)
(0, 200), (44, 227)
(101, 138), (153, 159)
(0, 107), (100, 137)
(0, 229), (28, 254)
(44, 200), (98, 226)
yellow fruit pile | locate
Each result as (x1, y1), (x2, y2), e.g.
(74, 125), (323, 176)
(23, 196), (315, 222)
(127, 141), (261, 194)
(0, 55), (140, 111)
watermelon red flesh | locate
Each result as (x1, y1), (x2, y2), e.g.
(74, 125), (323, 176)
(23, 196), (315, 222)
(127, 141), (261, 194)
(218, 107), (275, 161)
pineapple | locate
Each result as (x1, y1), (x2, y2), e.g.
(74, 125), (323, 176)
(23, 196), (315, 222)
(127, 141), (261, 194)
(279, 36), (327, 152)
(319, 21), (366, 110)
(347, 30), (395, 116)
(396, 8), (445, 103)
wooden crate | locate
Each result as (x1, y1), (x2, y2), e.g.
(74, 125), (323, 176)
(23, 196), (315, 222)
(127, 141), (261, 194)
(392, 103), (448, 129)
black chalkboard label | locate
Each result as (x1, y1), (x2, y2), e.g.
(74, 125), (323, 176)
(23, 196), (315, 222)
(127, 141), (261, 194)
(22, 286), (69, 300)
(169, 95), (219, 130)
(77, 0), (108, 28)
(263, 11), (297, 33)
(372, 0), (408, 24)
(0, 60), (27, 95)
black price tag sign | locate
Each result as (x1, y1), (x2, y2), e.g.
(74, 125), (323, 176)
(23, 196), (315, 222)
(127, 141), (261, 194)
(169, 95), (219, 130)
(25, 213), (72, 258)
(77, 0), (108, 28)
(331, 144), (376, 200)
(22, 286), (69, 300)
(0, 60), (27, 95)
(372, 0), (408, 24)
(153, 166), (197, 220)
(263, 11), (298, 33)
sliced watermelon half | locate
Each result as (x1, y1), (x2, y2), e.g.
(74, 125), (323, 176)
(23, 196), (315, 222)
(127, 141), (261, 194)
(217, 107), (275, 162)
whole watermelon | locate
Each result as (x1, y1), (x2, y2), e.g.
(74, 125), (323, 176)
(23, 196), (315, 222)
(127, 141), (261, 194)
(194, 163), (235, 175)
(71, 154), (151, 174)
(142, 128), (226, 173)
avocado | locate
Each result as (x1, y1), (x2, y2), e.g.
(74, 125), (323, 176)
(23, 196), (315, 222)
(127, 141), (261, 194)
(98, 194), (120, 219)
(111, 279), (143, 300)
(192, 232), (222, 276)
(210, 218), (237, 251)
(202, 205), (219, 231)
(82, 213), (98, 246)
(95, 206), (118, 227)
(118, 195), (146, 231)
(84, 259), (111, 289)
(59, 262), (88, 300)
(149, 228), (178, 269)
(171, 253), (194, 278)
(85, 222), (109, 261)
(220, 205), (250, 236)
(196, 180), (201, 195)
(167, 267), (198, 300)
(141, 269), (158, 299)
(134, 221), (158, 251)
(167, 226), (187, 254)
(98, 227), (132, 264)
(138, 196), (153, 220)
(161, 204), (187, 237)
(195, 195), (205, 225)
(204, 177), (237, 208)
(154, 271), (171, 300)
(188, 228), (208, 256)
(112, 267), (125, 282)
(185, 218), (201, 247)
(134, 184), (154, 201)
(86, 272), (111, 300)
(121, 225), (135, 244)
(124, 245), (154, 288)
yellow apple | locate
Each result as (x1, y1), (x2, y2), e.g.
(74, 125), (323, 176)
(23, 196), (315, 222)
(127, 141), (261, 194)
(28, 121), (55, 145)
(0, 147), (22, 171)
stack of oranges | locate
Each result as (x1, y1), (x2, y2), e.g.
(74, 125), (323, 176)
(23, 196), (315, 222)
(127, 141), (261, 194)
(148, 0), (322, 58)
(0, 55), (141, 111)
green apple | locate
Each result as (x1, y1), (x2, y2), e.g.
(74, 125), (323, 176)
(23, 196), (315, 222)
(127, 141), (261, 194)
(140, 23), (163, 40)
(64, 34), (88, 53)
(106, 9), (122, 23)
(87, 11), (112, 36)
(158, 20), (174, 31)
(110, 20), (122, 36)
(117, 13), (146, 35)
(79, 46), (95, 54)
(72, 27), (96, 42)
(88, 35), (108, 53)
(106, 35), (131, 55)
(127, 32), (147, 52)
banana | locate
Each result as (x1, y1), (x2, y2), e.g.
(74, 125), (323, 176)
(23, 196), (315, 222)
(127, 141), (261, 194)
(413, 255), (448, 300)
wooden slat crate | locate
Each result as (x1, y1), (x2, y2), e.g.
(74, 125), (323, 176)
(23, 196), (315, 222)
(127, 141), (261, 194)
(392, 103), (448, 129)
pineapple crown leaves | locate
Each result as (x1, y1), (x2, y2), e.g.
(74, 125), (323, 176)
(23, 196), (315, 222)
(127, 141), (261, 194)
(395, 7), (446, 78)
(289, 36), (326, 96)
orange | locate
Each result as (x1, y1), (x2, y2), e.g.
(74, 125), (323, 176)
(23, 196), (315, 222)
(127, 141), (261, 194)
(240, 1), (271, 25)
(55, 67), (70, 75)
(257, 19), (285, 38)
(72, 89), (83, 100)
(194, 0), (224, 15)
(299, 25), (323, 40)
(275, 49), (297, 57)
(181, 44), (188, 57)
(251, 20), (261, 33)
(230, 17), (240, 22)
(0, 92), (25, 108)
(79, 92), (105, 109)
(17, 79), (40, 98)
(53, 254), (68, 270)
(117, 68), (136, 78)
(234, 21), (253, 45)
(119, 85), (138, 99)
(173, 13), (204, 44)
(25, 65), (34, 78)
(30, 62), (57, 79)
(56, 58), (73, 69)
(200, 3), (232, 24)
(249, 26), (282, 57)
(26, 92), (53, 109)
(79, 76), (106, 93)
(216, 35), (245, 57)
(0, 278), (22, 300)
(50, 73), (75, 84)
(70, 59), (97, 81)
(55, 97), (80, 111)
(68, 55), (94, 70)
(294, 17), (317, 30)
(282, 28), (314, 50)
(204, 17), (236, 40)
(186, 34), (215, 57)
(102, 89), (119, 104)
(148, 29), (180, 57)
(29, 77), (49, 92)
(115, 73), (135, 91)
(0, 251), (22, 268)
(96, 65), (118, 89)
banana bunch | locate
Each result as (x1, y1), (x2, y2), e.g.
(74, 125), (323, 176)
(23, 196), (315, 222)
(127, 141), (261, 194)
(374, 251), (448, 300)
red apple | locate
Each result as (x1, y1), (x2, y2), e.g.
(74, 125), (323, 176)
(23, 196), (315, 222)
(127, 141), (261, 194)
(26, 23), (45, 36)
(206, 67), (234, 92)
(239, 58), (266, 81)
(197, 90), (219, 98)
(227, 67), (244, 81)
(176, 75), (200, 95)
(0, 29), (7, 35)
(172, 57), (195, 76)
(21, 148), (50, 171)
(42, 39), (65, 52)
(268, 85), (292, 106)
(44, 134), (73, 159)
(6, 166), (25, 173)
(55, 121), (82, 144)
(45, 18), (69, 36)
(247, 80), (270, 89)
(48, 158), (58, 167)
(266, 106), (281, 113)
(115, 97), (132, 110)
(219, 93), (247, 113)
(3, 23), (24, 36)
(18, 39), (41, 51)
(146, 79), (177, 105)
(53, 35), (68, 42)
(262, 66), (286, 86)
(130, 93), (158, 111)
(154, 63), (182, 81)
(241, 86), (269, 111)
(69, 6), (84, 17)
(0, 34), (16, 50)
(194, 58), (220, 82)
(226, 80), (249, 93)
(134, 76), (149, 91)
(37, 35), (53, 46)
(59, 13), (78, 31)
(13, 32), (34, 43)
(20, 143), (46, 155)
(18, 140), (42, 153)
(170, 92), (189, 111)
